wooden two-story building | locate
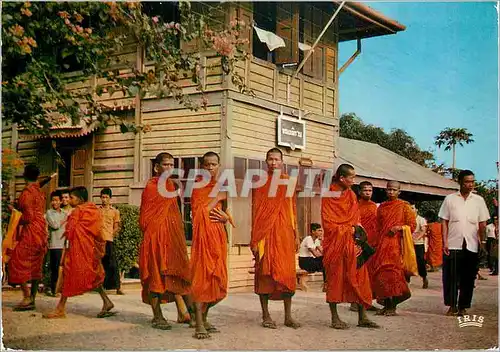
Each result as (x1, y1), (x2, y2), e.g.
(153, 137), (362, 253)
(3, 2), (406, 290)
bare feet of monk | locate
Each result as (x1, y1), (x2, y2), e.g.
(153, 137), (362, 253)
(349, 303), (359, 312)
(97, 301), (115, 318)
(43, 309), (66, 319)
(383, 308), (398, 316)
(204, 321), (220, 333)
(284, 318), (301, 329)
(193, 325), (210, 339)
(177, 313), (191, 324)
(446, 307), (458, 316)
(152, 317), (172, 330)
(358, 319), (380, 328)
(13, 298), (35, 311)
(375, 308), (386, 316)
(261, 317), (277, 329)
(422, 277), (429, 289)
(330, 318), (349, 330)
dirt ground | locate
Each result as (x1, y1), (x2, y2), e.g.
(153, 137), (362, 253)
(2, 269), (498, 350)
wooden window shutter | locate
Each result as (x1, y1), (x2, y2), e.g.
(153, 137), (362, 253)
(275, 2), (299, 64)
(313, 46), (324, 80)
(302, 4), (314, 76)
(233, 3), (253, 53)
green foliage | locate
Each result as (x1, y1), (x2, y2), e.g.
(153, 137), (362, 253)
(339, 113), (435, 166)
(434, 127), (474, 151)
(114, 204), (141, 274)
(475, 179), (498, 217)
(2, 1), (248, 135)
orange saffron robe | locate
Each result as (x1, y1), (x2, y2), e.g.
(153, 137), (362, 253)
(371, 199), (416, 300)
(62, 203), (105, 297)
(322, 185), (372, 307)
(251, 175), (296, 300)
(358, 199), (379, 282)
(190, 180), (228, 303)
(8, 183), (48, 284)
(139, 177), (191, 304)
(425, 222), (443, 267)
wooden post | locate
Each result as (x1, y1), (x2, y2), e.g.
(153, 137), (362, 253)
(9, 123), (19, 201)
(220, 91), (234, 283)
(133, 45), (144, 183)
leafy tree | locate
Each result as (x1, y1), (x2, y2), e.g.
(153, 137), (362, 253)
(114, 204), (141, 275)
(434, 127), (474, 169)
(2, 1), (248, 135)
(340, 113), (435, 166)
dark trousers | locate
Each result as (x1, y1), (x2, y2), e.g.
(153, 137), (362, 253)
(298, 256), (326, 282)
(486, 237), (495, 270)
(102, 241), (120, 290)
(442, 241), (478, 309)
(414, 244), (427, 278)
(49, 249), (63, 294)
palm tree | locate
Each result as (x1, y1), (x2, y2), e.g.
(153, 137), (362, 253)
(434, 128), (474, 169)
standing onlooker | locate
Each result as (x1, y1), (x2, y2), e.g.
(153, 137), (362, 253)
(439, 169), (490, 316)
(99, 188), (123, 295)
(298, 223), (325, 283)
(410, 204), (428, 288)
(61, 189), (72, 213)
(45, 190), (69, 296)
(486, 215), (498, 275)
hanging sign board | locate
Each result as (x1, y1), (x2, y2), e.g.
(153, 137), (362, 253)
(277, 114), (306, 150)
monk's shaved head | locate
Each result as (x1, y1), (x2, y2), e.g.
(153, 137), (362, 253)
(386, 180), (401, 201)
(335, 164), (355, 179)
(387, 180), (401, 190)
(155, 152), (174, 164)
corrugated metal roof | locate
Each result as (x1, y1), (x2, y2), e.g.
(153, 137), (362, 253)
(336, 137), (459, 195)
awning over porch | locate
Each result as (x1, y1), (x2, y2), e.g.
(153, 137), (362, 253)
(336, 1), (406, 42)
(19, 98), (136, 140)
(336, 137), (459, 197)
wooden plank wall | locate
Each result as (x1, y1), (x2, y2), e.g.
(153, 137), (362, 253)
(12, 139), (40, 199)
(140, 100), (222, 167)
(231, 100), (335, 167)
(92, 125), (136, 204)
(2, 125), (12, 148)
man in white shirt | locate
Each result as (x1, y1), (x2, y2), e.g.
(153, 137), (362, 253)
(438, 170), (490, 316)
(486, 215), (498, 275)
(410, 203), (428, 289)
(298, 223), (325, 284)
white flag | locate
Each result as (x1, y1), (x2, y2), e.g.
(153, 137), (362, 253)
(253, 25), (286, 52)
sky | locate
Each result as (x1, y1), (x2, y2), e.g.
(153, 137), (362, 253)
(338, 1), (498, 181)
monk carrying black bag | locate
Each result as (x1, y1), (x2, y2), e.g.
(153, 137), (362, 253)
(353, 225), (376, 269)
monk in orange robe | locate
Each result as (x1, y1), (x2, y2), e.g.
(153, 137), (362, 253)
(139, 152), (192, 330)
(322, 164), (379, 329)
(251, 148), (300, 330)
(350, 180), (380, 312)
(44, 186), (115, 319)
(424, 211), (443, 271)
(371, 181), (416, 316)
(190, 151), (233, 339)
(8, 164), (48, 311)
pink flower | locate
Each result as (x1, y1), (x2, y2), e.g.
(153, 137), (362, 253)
(212, 36), (233, 57)
(174, 23), (181, 30)
(152, 16), (159, 24)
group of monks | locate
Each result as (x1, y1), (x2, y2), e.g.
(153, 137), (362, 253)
(8, 147), (427, 339)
